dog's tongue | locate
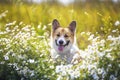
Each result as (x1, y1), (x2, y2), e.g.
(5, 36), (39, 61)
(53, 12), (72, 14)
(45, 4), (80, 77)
(58, 45), (64, 51)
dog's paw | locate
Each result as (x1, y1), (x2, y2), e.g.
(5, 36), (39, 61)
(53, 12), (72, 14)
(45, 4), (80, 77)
(71, 53), (83, 64)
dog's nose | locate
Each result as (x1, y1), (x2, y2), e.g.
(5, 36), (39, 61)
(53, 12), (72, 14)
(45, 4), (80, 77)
(59, 40), (63, 45)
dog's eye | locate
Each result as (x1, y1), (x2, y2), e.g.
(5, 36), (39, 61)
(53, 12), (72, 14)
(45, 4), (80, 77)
(57, 34), (60, 37)
(64, 34), (68, 38)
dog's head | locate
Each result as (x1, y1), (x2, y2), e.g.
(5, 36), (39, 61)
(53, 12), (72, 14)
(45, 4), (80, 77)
(51, 19), (76, 53)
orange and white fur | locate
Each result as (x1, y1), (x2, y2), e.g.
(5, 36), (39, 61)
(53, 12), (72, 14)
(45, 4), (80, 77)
(51, 19), (82, 64)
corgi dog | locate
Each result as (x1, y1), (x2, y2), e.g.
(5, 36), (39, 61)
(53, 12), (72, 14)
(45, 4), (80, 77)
(51, 19), (82, 64)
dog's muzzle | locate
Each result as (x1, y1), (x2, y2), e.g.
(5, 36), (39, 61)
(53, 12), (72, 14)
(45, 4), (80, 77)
(55, 40), (70, 51)
(55, 40), (70, 47)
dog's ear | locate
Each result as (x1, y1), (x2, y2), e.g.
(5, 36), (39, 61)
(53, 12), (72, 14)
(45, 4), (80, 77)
(69, 21), (76, 33)
(52, 19), (60, 31)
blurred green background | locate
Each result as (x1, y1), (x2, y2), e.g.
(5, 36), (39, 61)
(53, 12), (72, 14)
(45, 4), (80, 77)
(0, 0), (120, 49)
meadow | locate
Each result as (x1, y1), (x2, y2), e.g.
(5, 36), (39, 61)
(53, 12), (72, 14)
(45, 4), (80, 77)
(0, 1), (120, 80)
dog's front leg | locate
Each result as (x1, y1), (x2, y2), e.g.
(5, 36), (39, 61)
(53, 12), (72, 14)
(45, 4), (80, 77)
(71, 52), (83, 64)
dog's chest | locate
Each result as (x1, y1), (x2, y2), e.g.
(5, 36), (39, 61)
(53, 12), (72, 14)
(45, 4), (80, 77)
(59, 51), (74, 63)
(51, 45), (79, 63)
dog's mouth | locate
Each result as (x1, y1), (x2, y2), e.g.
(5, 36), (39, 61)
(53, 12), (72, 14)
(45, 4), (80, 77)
(55, 40), (70, 51)
(58, 45), (64, 51)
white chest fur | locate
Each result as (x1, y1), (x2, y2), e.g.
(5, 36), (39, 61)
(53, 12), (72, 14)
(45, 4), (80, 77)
(51, 45), (80, 64)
